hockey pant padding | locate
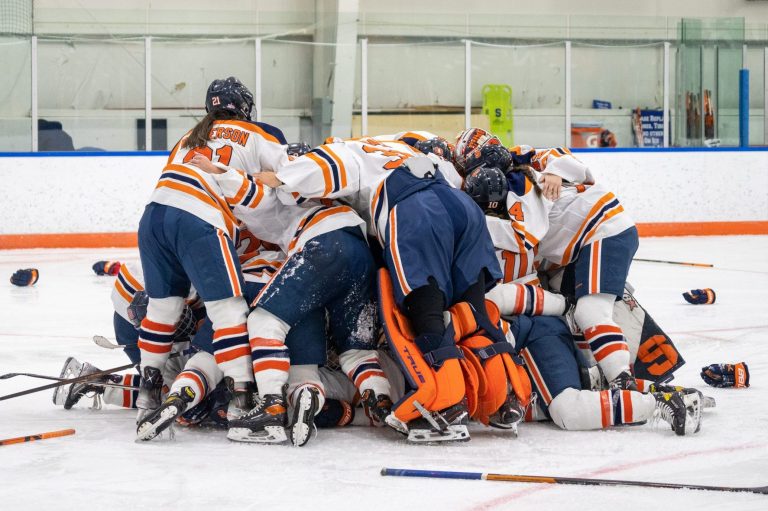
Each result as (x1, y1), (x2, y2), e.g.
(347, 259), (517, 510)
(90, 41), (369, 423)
(206, 296), (251, 384)
(169, 351), (223, 409)
(456, 301), (532, 424)
(548, 387), (656, 430)
(338, 349), (391, 397)
(574, 293), (630, 382)
(379, 269), (465, 423)
(138, 296), (185, 372)
(288, 364), (325, 414)
(486, 282), (567, 317)
(247, 307), (291, 396)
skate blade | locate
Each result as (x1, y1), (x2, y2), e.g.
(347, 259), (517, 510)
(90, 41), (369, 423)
(227, 426), (288, 444)
(290, 390), (319, 447)
(136, 406), (180, 442)
(702, 395), (716, 409)
(407, 424), (470, 443)
(488, 421), (520, 436)
(53, 356), (81, 406)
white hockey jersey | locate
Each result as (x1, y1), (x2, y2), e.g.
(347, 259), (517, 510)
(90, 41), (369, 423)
(510, 145), (635, 268)
(275, 139), (462, 246)
(148, 120), (289, 240)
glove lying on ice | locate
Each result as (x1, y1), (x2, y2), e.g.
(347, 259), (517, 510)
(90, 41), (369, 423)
(92, 260), (121, 276)
(700, 363), (750, 388)
(682, 288), (716, 305)
(10, 268), (39, 286)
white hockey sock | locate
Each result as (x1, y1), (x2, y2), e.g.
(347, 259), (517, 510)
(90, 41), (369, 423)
(138, 296), (185, 372)
(574, 293), (630, 382)
(487, 282), (567, 316)
(548, 387), (656, 430)
(207, 297), (251, 385)
(247, 307), (290, 396)
(288, 365), (326, 414)
(169, 351), (224, 409)
(338, 349), (391, 397)
(102, 373), (140, 408)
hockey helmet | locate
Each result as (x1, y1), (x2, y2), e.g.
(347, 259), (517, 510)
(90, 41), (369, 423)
(414, 137), (455, 162)
(287, 142), (312, 157)
(464, 143), (512, 174)
(454, 128), (502, 174)
(464, 166), (508, 214)
(205, 76), (254, 120)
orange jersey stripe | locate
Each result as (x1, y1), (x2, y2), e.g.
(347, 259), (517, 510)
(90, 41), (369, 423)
(306, 152), (333, 196)
(324, 145), (348, 189)
(560, 193), (616, 265)
(114, 280), (133, 303)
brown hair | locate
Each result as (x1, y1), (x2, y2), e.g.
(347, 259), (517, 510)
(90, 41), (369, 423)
(183, 109), (239, 149)
(511, 164), (543, 196)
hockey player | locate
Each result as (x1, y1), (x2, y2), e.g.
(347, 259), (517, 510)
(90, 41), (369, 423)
(250, 138), (519, 442)
(462, 165), (703, 436)
(135, 76), (289, 423)
(190, 152), (390, 447)
(455, 129), (640, 392)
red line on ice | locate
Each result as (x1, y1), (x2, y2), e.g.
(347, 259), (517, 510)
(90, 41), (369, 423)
(467, 442), (766, 511)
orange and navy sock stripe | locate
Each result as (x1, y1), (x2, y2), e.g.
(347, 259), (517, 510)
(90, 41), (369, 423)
(176, 369), (209, 397)
(249, 337), (290, 373)
(583, 324), (628, 363)
(346, 356), (387, 391)
(138, 319), (175, 355)
(213, 324), (250, 365)
(121, 373), (140, 408)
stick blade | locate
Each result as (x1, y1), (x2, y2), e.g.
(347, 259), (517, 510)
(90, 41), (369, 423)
(92, 335), (118, 349)
(0, 373), (20, 380)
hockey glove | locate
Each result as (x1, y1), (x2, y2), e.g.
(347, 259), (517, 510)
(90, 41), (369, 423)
(10, 268), (39, 286)
(700, 362), (750, 388)
(682, 288), (716, 305)
(127, 291), (149, 329)
(92, 260), (121, 276)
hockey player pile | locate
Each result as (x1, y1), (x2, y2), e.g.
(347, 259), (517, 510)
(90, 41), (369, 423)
(54, 76), (712, 446)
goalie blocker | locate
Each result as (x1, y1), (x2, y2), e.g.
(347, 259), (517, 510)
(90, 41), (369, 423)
(378, 270), (532, 442)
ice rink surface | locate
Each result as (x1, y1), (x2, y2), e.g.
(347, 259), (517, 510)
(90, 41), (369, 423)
(1, 236), (767, 511)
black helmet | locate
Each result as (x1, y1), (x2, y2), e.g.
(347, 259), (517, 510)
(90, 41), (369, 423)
(205, 76), (254, 120)
(464, 143), (512, 174)
(464, 166), (508, 214)
(287, 142), (312, 157)
(414, 137), (454, 162)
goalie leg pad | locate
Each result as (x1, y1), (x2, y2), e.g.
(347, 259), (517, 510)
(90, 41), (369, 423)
(378, 269), (465, 423)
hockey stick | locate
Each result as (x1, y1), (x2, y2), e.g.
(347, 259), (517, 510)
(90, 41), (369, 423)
(0, 362), (135, 402)
(380, 468), (768, 495)
(634, 258), (713, 268)
(0, 429), (76, 446)
(0, 372), (137, 390)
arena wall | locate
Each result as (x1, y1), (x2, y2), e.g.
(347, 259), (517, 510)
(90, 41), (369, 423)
(0, 148), (766, 248)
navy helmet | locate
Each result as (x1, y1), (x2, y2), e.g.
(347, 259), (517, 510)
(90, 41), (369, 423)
(464, 165), (508, 215)
(287, 142), (312, 157)
(464, 143), (512, 174)
(414, 137), (454, 162)
(205, 76), (254, 120)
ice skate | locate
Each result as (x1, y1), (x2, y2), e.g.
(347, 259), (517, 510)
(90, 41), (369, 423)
(404, 399), (470, 443)
(654, 391), (702, 436)
(650, 383), (716, 409)
(52, 357), (118, 409)
(135, 366), (163, 422)
(489, 391), (525, 435)
(223, 377), (255, 422)
(136, 386), (196, 441)
(609, 370), (639, 392)
(289, 386), (320, 447)
(227, 393), (288, 444)
(361, 389), (393, 426)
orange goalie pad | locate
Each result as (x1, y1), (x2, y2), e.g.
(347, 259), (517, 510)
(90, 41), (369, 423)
(378, 269), (466, 423)
(456, 301), (532, 425)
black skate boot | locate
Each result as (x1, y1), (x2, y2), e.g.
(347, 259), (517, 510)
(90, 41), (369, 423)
(223, 377), (255, 422)
(489, 391), (525, 435)
(404, 399), (470, 443)
(654, 391), (702, 436)
(52, 357), (120, 409)
(135, 366), (163, 422)
(289, 386), (321, 447)
(361, 389), (393, 427)
(227, 393), (289, 444)
(609, 370), (638, 392)
(136, 386), (196, 441)
(649, 383), (716, 409)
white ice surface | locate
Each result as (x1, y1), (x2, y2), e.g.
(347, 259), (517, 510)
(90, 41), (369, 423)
(1, 237), (767, 511)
